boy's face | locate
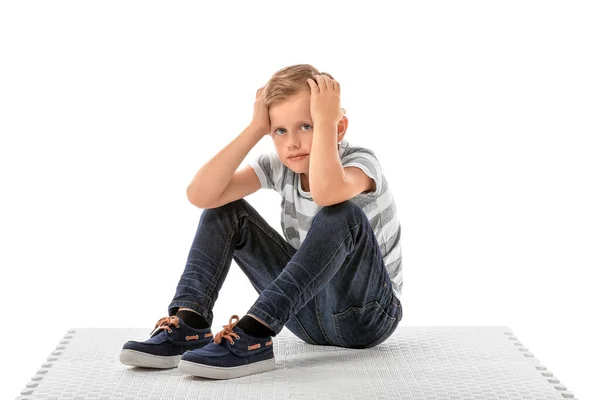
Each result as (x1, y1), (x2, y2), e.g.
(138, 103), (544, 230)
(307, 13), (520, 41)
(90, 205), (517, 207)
(268, 90), (347, 175)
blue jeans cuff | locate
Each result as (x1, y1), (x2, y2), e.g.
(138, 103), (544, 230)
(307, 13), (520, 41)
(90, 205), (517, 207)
(246, 307), (283, 335)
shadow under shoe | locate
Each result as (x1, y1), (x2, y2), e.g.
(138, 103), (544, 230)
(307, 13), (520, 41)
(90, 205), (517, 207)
(120, 315), (213, 369)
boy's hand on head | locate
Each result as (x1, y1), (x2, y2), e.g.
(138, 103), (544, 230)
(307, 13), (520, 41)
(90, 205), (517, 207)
(250, 86), (271, 137)
(306, 75), (346, 127)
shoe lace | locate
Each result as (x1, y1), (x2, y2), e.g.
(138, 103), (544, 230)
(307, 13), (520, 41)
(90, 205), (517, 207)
(150, 315), (180, 335)
(214, 315), (241, 345)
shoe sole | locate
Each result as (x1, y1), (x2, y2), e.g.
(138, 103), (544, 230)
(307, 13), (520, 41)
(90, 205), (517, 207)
(119, 349), (182, 369)
(178, 358), (276, 379)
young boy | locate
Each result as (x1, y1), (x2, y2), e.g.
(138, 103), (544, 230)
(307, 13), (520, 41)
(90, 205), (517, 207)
(120, 64), (403, 380)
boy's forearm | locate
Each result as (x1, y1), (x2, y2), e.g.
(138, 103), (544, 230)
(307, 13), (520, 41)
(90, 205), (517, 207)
(309, 120), (345, 203)
(186, 124), (264, 206)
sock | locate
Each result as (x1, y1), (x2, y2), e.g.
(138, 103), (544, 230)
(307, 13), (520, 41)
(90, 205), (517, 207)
(175, 309), (210, 329)
(237, 315), (276, 337)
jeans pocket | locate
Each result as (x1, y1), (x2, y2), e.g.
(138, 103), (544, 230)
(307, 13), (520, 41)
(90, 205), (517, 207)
(332, 300), (397, 349)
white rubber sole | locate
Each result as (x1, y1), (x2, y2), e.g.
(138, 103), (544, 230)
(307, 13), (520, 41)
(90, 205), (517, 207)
(119, 349), (182, 369)
(178, 357), (276, 379)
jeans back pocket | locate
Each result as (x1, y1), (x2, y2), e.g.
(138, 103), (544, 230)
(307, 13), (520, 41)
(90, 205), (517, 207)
(332, 299), (397, 349)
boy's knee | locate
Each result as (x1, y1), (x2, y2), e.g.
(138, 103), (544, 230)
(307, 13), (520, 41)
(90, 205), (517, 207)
(315, 200), (359, 223)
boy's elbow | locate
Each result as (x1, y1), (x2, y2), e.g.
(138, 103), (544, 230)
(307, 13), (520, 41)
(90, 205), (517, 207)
(186, 187), (206, 208)
(311, 191), (331, 207)
(186, 187), (197, 204)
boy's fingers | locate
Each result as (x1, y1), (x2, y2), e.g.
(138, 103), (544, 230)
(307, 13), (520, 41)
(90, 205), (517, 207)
(257, 87), (265, 99)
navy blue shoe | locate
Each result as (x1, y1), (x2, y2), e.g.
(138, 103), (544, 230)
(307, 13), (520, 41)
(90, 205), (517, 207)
(178, 315), (275, 379)
(120, 315), (213, 369)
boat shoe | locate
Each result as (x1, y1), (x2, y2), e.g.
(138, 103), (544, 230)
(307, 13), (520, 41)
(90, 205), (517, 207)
(120, 315), (213, 368)
(177, 314), (275, 379)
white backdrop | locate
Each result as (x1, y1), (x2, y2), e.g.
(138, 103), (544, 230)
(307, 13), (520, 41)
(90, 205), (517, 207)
(1, 1), (598, 399)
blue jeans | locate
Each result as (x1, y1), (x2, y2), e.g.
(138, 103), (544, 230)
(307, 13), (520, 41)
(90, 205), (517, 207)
(168, 198), (402, 349)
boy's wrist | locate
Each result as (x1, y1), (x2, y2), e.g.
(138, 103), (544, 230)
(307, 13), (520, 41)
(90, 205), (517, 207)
(247, 123), (269, 138)
(313, 118), (338, 129)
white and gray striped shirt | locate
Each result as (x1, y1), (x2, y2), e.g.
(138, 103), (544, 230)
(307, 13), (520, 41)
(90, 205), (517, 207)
(248, 138), (403, 299)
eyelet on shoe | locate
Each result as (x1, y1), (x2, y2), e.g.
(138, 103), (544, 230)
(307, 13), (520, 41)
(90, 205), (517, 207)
(168, 329), (173, 333)
(230, 341), (235, 345)
(176, 325), (180, 328)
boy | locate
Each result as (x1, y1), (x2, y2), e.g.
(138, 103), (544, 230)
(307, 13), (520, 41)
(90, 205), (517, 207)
(120, 64), (403, 380)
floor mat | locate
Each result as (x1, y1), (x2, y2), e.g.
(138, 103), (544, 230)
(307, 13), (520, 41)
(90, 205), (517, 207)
(16, 326), (577, 399)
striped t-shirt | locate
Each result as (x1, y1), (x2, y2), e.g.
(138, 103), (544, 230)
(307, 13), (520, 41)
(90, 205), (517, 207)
(248, 138), (403, 299)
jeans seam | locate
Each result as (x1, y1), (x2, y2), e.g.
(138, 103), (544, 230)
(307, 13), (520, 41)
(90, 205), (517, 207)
(368, 296), (402, 348)
(206, 216), (238, 305)
(291, 315), (317, 345)
(244, 213), (295, 259)
(333, 312), (345, 347)
(365, 315), (397, 348)
(315, 300), (334, 345)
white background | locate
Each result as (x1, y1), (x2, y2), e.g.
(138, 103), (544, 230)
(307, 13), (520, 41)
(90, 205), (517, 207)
(1, 1), (598, 399)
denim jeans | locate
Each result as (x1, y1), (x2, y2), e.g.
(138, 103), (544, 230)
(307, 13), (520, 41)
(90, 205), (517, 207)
(168, 198), (402, 349)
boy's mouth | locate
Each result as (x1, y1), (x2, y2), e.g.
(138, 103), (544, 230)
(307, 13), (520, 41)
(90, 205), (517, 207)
(288, 154), (308, 161)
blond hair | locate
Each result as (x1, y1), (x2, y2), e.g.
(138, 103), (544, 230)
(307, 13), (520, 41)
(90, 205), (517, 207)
(263, 64), (335, 109)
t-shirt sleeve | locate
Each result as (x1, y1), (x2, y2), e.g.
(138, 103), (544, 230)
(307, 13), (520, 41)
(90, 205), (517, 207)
(341, 149), (384, 197)
(248, 151), (284, 192)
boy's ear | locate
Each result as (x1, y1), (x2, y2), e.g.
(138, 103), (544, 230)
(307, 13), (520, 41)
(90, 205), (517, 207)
(339, 115), (348, 131)
(337, 117), (348, 143)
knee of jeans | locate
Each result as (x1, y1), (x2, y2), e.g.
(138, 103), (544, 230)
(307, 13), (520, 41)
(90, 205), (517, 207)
(315, 200), (358, 222)
(203, 198), (248, 215)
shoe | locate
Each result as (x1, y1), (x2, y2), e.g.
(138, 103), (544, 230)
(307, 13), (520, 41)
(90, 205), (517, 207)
(120, 315), (213, 369)
(178, 314), (275, 379)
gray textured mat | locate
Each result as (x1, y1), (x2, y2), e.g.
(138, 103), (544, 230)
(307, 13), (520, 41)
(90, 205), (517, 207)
(16, 326), (577, 399)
